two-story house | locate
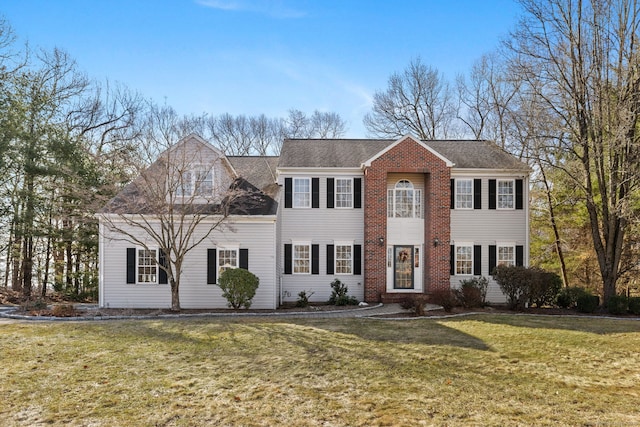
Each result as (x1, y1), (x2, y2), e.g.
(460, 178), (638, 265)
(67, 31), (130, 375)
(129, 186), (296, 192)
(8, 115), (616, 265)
(98, 134), (529, 309)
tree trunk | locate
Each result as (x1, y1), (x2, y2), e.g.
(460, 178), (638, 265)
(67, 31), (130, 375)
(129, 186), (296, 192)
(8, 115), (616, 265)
(540, 164), (569, 287)
(170, 278), (180, 311)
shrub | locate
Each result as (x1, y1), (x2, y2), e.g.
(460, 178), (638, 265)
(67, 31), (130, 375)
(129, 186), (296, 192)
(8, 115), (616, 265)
(51, 304), (77, 317)
(576, 293), (599, 313)
(402, 294), (429, 316)
(528, 270), (562, 307)
(22, 299), (48, 312)
(556, 286), (590, 309)
(296, 290), (314, 308)
(607, 295), (628, 315)
(628, 297), (640, 315)
(429, 288), (458, 312)
(328, 279), (358, 306)
(217, 268), (260, 309)
(493, 265), (530, 310)
(457, 276), (488, 308)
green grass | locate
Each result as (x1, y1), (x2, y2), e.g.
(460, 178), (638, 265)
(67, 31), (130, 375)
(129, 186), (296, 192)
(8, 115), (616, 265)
(1, 315), (639, 426)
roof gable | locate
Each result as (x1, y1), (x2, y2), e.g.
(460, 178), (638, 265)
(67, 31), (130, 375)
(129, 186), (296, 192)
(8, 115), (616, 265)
(361, 135), (454, 168)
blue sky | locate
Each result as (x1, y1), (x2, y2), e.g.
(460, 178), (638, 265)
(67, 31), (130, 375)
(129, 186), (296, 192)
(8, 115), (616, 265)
(2, 0), (522, 137)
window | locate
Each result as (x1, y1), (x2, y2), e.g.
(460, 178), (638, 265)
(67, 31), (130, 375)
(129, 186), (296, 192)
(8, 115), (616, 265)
(335, 244), (352, 274)
(498, 246), (515, 267)
(498, 180), (514, 209)
(293, 244), (310, 274)
(456, 179), (473, 209)
(387, 180), (422, 218)
(137, 249), (157, 284)
(456, 246), (473, 275)
(293, 178), (311, 208)
(218, 248), (238, 275)
(177, 165), (214, 197)
(335, 178), (353, 208)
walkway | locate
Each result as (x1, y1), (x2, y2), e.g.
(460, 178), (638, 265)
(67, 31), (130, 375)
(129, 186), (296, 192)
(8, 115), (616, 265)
(0, 303), (434, 322)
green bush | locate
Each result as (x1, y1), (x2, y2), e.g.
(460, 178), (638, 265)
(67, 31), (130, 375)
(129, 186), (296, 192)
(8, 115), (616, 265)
(328, 279), (358, 306)
(576, 293), (599, 313)
(296, 290), (314, 308)
(556, 286), (590, 308)
(628, 297), (640, 315)
(429, 288), (458, 312)
(457, 276), (488, 308)
(607, 295), (628, 315)
(217, 268), (260, 309)
(493, 265), (529, 310)
(528, 270), (562, 307)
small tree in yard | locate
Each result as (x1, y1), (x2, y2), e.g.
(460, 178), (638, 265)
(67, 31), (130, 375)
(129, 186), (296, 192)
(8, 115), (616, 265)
(217, 268), (259, 309)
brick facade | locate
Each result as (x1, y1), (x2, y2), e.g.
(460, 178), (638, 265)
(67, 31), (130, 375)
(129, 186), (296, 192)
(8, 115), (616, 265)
(363, 136), (451, 302)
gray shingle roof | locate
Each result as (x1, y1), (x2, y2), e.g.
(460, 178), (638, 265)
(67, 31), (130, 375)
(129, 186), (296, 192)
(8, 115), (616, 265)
(278, 138), (530, 171)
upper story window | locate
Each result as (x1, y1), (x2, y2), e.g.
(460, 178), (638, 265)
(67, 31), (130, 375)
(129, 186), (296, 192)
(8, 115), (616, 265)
(335, 178), (353, 208)
(177, 165), (214, 197)
(137, 248), (157, 284)
(456, 179), (473, 209)
(387, 180), (422, 218)
(293, 178), (311, 208)
(497, 180), (514, 209)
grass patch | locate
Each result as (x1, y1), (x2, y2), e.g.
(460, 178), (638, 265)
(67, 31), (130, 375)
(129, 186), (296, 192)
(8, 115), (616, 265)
(1, 315), (639, 426)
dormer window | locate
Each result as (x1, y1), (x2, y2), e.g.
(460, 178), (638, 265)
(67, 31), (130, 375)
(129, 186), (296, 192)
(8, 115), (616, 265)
(177, 165), (214, 197)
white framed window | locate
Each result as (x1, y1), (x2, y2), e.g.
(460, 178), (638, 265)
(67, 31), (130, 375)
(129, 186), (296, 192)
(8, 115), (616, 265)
(497, 179), (514, 209)
(498, 245), (515, 267)
(387, 180), (422, 218)
(335, 178), (353, 208)
(176, 165), (214, 197)
(293, 178), (311, 208)
(455, 245), (473, 275)
(335, 244), (353, 274)
(137, 248), (158, 284)
(218, 248), (238, 275)
(456, 179), (473, 209)
(293, 244), (311, 274)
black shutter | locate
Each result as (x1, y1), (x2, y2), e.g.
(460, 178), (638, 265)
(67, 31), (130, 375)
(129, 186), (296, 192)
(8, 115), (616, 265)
(284, 244), (292, 275)
(450, 179), (455, 209)
(126, 248), (136, 284)
(312, 178), (320, 208)
(488, 179), (496, 210)
(284, 178), (292, 208)
(207, 249), (217, 284)
(473, 245), (482, 276)
(312, 244), (319, 275)
(158, 250), (168, 284)
(326, 244), (334, 275)
(354, 178), (362, 209)
(354, 244), (362, 275)
(474, 179), (482, 209)
(450, 245), (455, 275)
(239, 249), (249, 270)
(327, 178), (335, 208)
(516, 245), (524, 266)
(515, 179), (524, 210)
(489, 245), (497, 275)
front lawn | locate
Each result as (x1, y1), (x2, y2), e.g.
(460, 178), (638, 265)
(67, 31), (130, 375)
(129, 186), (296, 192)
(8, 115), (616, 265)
(1, 315), (639, 426)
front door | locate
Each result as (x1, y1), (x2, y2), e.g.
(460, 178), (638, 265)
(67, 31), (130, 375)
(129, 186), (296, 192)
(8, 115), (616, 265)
(394, 245), (414, 289)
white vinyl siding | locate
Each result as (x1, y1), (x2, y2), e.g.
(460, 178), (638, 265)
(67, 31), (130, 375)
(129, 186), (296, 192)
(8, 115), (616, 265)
(100, 218), (277, 309)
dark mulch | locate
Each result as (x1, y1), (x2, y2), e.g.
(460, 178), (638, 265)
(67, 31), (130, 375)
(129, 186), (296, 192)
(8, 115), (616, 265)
(376, 305), (640, 318)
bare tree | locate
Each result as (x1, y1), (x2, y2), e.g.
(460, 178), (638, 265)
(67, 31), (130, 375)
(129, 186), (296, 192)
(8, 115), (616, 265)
(506, 0), (640, 304)
(364, 57), (458, 139)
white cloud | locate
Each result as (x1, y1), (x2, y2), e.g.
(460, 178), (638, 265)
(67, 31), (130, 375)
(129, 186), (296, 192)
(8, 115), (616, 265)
(195, 0), (306, 19)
